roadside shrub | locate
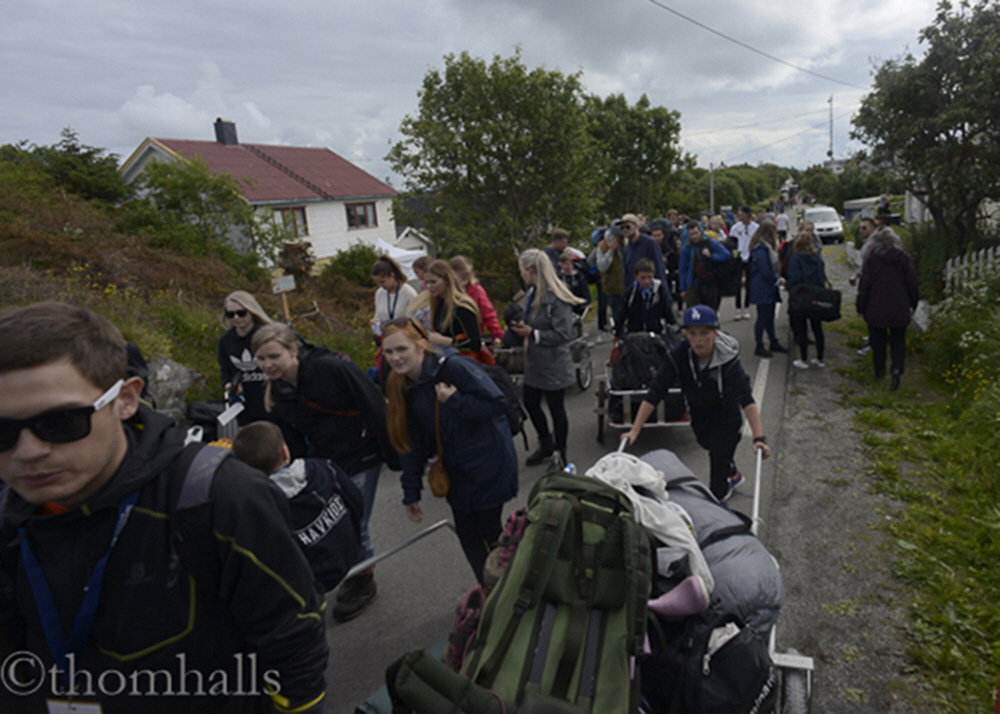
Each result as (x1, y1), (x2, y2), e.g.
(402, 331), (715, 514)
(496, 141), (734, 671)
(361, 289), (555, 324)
(321, 241), (380, 288)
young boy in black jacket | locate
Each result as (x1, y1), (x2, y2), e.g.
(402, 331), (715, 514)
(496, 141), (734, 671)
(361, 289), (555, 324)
(615, 257), (676, 340)
(624, 304), (771, 502)
(233, 421), (364, 594)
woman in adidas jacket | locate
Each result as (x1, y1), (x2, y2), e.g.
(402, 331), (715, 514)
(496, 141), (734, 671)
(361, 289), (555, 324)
(623, 305), (770, 501)
(217, 290), (274, 424)
(381, 317), (518, 585)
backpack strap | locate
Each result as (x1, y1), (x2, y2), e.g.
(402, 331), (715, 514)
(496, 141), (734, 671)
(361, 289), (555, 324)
(698, 510), (754, 550)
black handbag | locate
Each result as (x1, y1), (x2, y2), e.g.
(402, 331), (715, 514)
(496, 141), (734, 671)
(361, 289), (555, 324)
(789, 283), (841, 322)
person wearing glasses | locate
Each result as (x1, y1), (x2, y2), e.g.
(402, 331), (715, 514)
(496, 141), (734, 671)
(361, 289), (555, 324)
(0, 301), (328, 713)
(218, 290), (275, 424)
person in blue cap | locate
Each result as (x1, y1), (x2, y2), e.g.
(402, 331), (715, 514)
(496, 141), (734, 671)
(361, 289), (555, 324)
(624, 304), (771, 502)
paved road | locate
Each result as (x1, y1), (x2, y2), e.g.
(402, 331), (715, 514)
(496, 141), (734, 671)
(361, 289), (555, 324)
(325, 271), (798, 712)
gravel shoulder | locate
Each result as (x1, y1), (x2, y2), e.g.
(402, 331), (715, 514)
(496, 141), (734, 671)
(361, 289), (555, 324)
(765, 243), (930, 712)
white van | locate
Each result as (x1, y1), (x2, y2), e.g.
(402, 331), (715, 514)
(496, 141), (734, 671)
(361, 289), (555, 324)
(803, 206), (845, 244)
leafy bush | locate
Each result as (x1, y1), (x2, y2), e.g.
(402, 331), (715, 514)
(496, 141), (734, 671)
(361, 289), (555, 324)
(320, 241), (381, 288)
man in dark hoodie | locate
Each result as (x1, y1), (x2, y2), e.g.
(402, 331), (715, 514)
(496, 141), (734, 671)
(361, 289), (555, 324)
(623, 305), (771, 502)
(0, 302), (327, 714)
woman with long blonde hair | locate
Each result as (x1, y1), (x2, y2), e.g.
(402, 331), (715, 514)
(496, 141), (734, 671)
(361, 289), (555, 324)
(251, 323), (399, 622)
(381, 316), (517, 584)
(409, 259), (485, 360)
(509, 248), (586, 468)
(218, 290), (275, 424)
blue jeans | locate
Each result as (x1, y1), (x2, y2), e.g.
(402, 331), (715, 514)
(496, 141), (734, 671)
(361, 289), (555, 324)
(350, 463), (382, 560)
(754, 303), (778, 345)
(606, 294), (623, 332)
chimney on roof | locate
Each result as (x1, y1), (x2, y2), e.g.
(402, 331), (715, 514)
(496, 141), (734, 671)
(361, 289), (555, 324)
(214, 118), (238, 145)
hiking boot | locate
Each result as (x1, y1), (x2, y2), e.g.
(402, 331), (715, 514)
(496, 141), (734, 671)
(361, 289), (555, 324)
(890, 372), (901, 391)
(526, 435), (555, 466)
(792, 359), (809, 369)
(754, 344), (772, 358)
(769, 341), (788, 353)
(333, 569), (377, 622)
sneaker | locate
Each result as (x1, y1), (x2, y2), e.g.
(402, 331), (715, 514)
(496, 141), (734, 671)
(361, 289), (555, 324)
(857, 345), (871, 355)
(724, 469), (745, 501)
(333, 570), (378, 622)
(595, 330), (608, 344)
(754, 344), (772, 358)
(743, 308), (752, 320)
(811, 358), (826, 368)
(890, 372), (901, 391)
(792, 359), (809, 369)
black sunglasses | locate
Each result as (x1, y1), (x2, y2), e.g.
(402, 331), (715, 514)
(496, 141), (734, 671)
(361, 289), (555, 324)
(0, 379), (123, 451)
(225, 309), (249, 319)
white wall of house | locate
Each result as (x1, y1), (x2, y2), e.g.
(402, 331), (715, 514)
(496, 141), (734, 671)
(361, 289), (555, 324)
(294, 197), (397, 259)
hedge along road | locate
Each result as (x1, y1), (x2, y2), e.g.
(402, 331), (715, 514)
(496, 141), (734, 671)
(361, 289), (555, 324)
(322, 284), (793, 712)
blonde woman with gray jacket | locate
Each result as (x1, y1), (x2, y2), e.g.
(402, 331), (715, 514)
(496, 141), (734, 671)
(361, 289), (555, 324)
(509, 248), (586, 468)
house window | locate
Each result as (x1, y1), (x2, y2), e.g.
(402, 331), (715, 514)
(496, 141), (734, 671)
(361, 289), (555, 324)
(277, 207), (309, 237)
(346, 202), (377, 229)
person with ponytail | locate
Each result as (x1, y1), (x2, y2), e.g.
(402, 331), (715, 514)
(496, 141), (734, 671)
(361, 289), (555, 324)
(381, 317), (517, 584)
(252, 324), (399, 622)
(509, 248), (586, 468)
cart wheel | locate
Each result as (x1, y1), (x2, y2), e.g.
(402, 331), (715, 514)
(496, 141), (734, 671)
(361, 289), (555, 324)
(596, 380), (606, 443)
(781, 668), (810, 714)
(577, 360), (593, 391)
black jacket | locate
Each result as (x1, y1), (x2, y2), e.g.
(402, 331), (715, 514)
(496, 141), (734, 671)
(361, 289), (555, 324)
(644, 331), (753, 443)
(616, 278), (675, 338)
(0, 406), (328, 713)
(269, 345), (400, 475)
(217, 326), (270, 424)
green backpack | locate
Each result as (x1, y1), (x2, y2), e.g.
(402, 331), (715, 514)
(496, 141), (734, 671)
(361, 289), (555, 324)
(464, 471), (651, 713)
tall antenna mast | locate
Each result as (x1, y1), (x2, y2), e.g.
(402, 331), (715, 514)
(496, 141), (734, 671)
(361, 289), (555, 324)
(827, 96), (834, 160)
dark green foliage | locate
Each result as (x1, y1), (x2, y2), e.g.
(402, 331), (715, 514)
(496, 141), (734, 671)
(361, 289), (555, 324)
(583, 93), (683, 216)
(387, 50), (603, 254)
(852, 0), (1000, 253)
(320, 241), (381, 288)
(1, 128), (131, 206)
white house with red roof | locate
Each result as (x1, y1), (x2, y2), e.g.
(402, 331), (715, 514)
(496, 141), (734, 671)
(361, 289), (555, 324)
(120, 119), (400, 260)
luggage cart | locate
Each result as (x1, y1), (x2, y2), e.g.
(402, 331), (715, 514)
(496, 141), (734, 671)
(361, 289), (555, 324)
(748, 447), (815, 713)
(493, 307), (593, 391)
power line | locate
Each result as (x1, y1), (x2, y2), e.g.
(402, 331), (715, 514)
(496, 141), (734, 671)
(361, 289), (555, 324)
(645, 0), (867, 90)
(684, 108), (829, 137)
(724, 110), (855, 161)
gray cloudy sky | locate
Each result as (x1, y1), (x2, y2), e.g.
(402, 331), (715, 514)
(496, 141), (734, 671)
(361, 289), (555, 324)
(2, 0), (938, 188)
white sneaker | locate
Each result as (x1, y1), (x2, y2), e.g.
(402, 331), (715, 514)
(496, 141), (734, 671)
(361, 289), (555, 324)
(792, 359), (809, 369)
(743, 308), (752, 319)
(811, 358), (826, 368)
(595, 330), (608, 344)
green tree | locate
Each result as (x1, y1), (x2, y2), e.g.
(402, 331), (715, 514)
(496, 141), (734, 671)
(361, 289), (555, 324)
(584, 93), (683, 216)
(1, 128), (129, 206)
(852, 0), (1000, 253)
(386, 51), (603, 254)
(800, 165), (838, 204)
(119, 157), (289, 267)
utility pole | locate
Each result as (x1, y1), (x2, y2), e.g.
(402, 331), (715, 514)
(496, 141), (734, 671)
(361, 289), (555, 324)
(709, 162), (715, 215)
(827, 96), (834, 161)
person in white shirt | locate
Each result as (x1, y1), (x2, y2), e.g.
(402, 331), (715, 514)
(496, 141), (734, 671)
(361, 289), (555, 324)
(728, 206), (758, 320)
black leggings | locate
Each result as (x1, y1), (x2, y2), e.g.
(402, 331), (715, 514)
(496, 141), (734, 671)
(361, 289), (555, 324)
(790, 313), (824, 361)
(522, 384), (569, 452)
(452, 506), (503, 585)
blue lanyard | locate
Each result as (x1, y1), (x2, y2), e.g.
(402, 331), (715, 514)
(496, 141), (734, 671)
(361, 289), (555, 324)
(19, 490), (140, 682)
(387, 286), (401, 320)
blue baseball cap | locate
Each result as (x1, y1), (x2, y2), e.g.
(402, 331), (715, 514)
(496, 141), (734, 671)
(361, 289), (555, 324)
(682, 305), (719, 328)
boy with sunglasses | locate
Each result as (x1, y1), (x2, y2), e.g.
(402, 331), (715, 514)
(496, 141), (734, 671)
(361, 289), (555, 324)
(0, 301), (328, 713)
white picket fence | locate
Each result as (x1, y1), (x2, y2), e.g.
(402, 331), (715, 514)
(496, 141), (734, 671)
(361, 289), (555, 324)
(943, 245), (1000, 295)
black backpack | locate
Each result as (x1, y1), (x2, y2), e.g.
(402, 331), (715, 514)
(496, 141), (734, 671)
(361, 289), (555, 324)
(440, 357), (528, 448)
(612, 333), (668, 390)
(642, 603), (778, 714)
